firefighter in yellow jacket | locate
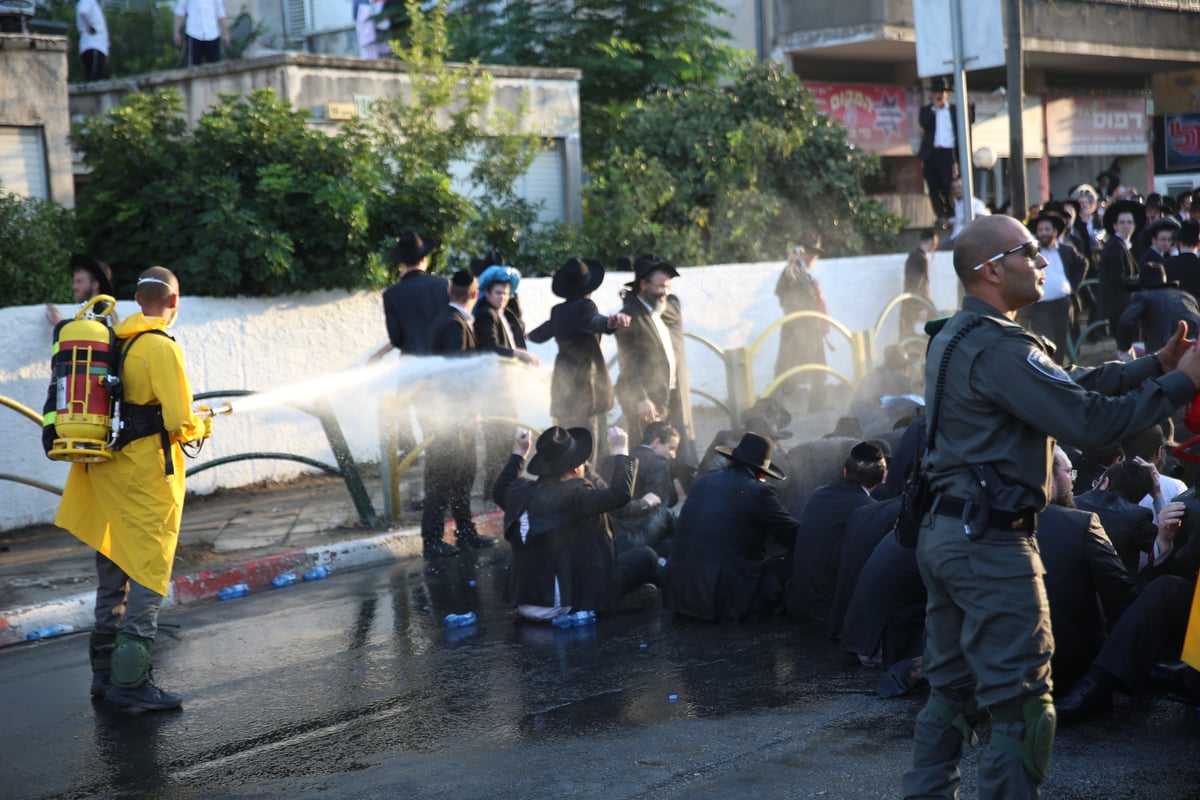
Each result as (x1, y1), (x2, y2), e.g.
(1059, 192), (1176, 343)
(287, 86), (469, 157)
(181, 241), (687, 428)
(55, 266), (210, 711)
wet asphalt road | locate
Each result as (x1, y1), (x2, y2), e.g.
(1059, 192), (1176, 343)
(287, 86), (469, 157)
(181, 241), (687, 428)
(5, 548), (1200, 800)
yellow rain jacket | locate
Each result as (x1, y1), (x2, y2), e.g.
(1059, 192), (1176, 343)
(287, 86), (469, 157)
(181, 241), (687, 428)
(55, 312), (204, 596)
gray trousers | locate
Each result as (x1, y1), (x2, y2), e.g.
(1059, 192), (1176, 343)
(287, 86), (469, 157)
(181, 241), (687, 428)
(903, 512), (1053, 799)
(93, 552), (164, 639)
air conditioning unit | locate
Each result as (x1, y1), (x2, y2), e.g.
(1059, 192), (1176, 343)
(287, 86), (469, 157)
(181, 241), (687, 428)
(284, 0), (312, 44)
(0, 0), (34, 33)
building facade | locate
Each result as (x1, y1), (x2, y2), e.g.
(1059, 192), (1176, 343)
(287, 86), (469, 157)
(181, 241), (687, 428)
(0, 33), (75, 206)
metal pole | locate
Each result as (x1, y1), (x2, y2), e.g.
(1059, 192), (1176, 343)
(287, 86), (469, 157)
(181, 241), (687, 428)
(949, 0), (975, 226)
(1006, 0), (1027, 215)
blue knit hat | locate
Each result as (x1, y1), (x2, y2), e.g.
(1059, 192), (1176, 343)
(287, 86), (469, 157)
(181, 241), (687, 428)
(477, 265), (521, 294)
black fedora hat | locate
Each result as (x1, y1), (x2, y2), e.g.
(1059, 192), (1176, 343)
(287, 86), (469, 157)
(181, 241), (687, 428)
(1103, 199), (1146, 235)
(387, 232), (439, 266)
(1028, 212), (1067, 237)
(69, 254), (114, 297)
(1126, 262), (1178, 291)
(930, 76), (949, 92)
(625, 253), (680, 290)
(1180, 219), (1200, 246)
(1145, 216), (1182, 240)
(715, 432), (786, 480)
(468, 249), (508, 277)
(527, 426), (593, 476)
(552, 257), (605, 300)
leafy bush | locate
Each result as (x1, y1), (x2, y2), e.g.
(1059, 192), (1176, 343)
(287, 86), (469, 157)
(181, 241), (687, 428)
(0, 192), (80, 307)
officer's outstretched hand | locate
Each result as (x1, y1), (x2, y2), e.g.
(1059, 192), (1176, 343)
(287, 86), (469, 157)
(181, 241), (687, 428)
(1156, 321), (1197, 375)
(1171, 333), (1200, 389)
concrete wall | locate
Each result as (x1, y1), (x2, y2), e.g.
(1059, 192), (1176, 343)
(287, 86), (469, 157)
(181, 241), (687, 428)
(0, 252), (959, 531)
(0, 34), (74, 207)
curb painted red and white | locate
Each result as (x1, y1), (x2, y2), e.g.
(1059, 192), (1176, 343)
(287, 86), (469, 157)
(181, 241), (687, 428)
(0, 511), (503, 649)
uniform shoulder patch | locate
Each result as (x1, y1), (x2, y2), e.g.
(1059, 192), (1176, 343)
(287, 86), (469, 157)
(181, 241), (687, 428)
(1026, 348), (1071, 382)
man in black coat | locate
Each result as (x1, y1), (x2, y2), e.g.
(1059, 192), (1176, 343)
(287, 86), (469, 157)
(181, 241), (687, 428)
(1036, 447), (1135, 692)
(828, 496), (902, 642)
(604, 421), (680, 556)
(1115, 262), (1200, 356)
(527, 258), (629, 462)
(1165, 219), (1200, 300)
(419, 270), (495, 558)
(1097, 199), (1144, 342)
(378, 232), (447, 358)
(841, 528), (925, 669)
(1138, 216), (1181, 269)
(1074, 459), (1161, 581)
(787, 441), (887, 628)
(615, 255), (696, 465)
(900, 230), (937, 339)
(917, 76), (969, 225)
(494, 425), (658, 620)
(663, 433), (798, 622)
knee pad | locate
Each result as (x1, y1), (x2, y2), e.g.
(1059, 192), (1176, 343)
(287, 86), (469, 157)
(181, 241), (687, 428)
(924, 689), (989, 747)
(110, 634), (153, 689)
(991, 694), (1056, 783)
(89, 633), (116, 670)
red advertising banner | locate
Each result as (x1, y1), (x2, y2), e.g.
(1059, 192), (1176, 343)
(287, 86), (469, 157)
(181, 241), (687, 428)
(805, 83), (912, 157)
(1044, 95), (1148, 156)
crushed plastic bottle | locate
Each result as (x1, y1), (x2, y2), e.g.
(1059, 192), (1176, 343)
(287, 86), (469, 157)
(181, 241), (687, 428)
(25, 623), (74, 641)
(443, 612), (477, 628)
(270, 573), (298, 588)
(217, 583), (250, 600)
(302, 565), (330, 582)
(551, 610), (596, 629)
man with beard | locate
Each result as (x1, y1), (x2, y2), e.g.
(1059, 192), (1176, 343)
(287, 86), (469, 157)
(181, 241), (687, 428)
(1016, 213), (1087, 363)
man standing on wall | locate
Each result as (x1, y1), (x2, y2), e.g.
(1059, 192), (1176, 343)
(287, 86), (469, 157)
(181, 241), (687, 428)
(918, 77), (965, 229)
(173, 0), (230, 66)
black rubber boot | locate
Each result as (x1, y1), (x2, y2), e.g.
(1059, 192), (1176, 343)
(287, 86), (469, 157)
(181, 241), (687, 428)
(89, 633), (116, 699)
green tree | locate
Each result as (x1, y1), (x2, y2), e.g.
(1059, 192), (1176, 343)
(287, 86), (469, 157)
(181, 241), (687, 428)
(0, 192), (79, 307)
(446, 0), (744, 160)
(71, 89), (379, 296)
(365, 0), (546, 276)
(582, 62), (903, 265)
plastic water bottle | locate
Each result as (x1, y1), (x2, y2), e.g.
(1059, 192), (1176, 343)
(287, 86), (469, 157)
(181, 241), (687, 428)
(218, 583), (250, 600)
(552, 610), (596, 628)
(443, 612), (477, 628)
(25, 623), (74, 640)
(302, 565), (330, 582)
(270, 573), (298, 588)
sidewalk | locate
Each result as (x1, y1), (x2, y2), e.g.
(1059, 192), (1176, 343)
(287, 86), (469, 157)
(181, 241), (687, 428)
(0, 468), (502, 648)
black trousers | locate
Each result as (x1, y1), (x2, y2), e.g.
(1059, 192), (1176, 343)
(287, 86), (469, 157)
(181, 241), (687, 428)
(923, 147), (955, 220)
(186, 36), (221, 65)
(1095, 574), (1193, 690)
(80, 49), (107, 81)
(420, 423), (478, 544)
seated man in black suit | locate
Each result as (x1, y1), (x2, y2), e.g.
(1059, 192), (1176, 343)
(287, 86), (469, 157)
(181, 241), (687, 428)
(662, 432), (799, 622)
(495, 425), (658, 622)
(1074, 459), (1161, 580)
(1037, 446), (1136, 693)
(605, 421), (681, 558)
(787, 441), (888, 627)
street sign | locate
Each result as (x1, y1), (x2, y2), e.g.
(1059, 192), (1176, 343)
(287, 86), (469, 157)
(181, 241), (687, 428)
(913, 0), (1006, 78)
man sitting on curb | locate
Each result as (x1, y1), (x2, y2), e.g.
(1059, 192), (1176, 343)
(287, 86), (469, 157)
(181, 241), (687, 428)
(494, 426), (659, 622)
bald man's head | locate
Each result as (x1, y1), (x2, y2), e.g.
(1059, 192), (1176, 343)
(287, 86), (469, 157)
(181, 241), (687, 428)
(135, 266), (180, 319)
(953, 215), (1032, 285)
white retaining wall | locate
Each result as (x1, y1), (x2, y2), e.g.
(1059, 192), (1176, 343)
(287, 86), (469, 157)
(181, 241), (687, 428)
(0, 251), (960, 530)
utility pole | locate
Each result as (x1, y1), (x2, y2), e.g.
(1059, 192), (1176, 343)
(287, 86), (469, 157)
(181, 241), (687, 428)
(949, 0), (976, 226)
(1006, 0), (1026, 215)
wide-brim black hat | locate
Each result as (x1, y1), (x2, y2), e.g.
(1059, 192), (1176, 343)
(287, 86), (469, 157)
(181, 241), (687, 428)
(1028, 212), (1067, 237)
(1181, 219), (1200, 246)
(1145, 216), (1182, 240)
(387, 232), (439, 266)
(715, 432), (785, 480)
(624, 254), (680, 289)
(930, 76), (949, 92)
(527, 426), (593, 476)
(69, 254), (114, 297)
(551, 258), (605, 300)
(1126, 262), (1178, 291)
(1103, 199), (1146, 235)
(468, 249), (508, 277)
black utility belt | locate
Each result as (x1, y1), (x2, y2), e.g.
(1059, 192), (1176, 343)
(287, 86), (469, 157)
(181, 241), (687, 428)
(932, 496), (1036, 534)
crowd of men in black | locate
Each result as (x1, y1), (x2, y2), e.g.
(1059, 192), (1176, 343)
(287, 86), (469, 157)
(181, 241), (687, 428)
(380, 194), (1200, 724)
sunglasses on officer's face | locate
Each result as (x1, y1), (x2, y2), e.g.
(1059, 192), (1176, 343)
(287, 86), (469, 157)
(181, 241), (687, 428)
(972, 241), (1040, 271)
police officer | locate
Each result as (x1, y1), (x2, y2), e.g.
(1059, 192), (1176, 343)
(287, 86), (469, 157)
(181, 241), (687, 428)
(902, 215), (1200, 800)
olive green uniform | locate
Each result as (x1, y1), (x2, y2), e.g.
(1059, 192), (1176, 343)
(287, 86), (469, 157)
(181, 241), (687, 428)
(903, 296), (1195, 800)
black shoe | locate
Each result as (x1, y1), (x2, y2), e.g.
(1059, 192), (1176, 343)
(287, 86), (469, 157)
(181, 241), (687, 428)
(423, 539), (460, 558)
(104, 674), (182, 711)
(876, 656), (926, 699)
(616, 583), (661, 613)
(90, 670), (110, 699)
(457, 530), (497, 550)
(1056, 675), (1112, 723)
